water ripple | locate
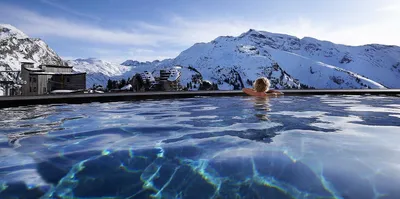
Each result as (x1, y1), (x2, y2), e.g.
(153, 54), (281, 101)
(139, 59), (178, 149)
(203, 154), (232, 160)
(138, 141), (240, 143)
(1, 96), (400, 198)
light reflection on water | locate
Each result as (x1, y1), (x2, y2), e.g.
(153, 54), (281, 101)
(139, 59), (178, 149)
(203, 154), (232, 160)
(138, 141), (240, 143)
(0, 95), (400, 198)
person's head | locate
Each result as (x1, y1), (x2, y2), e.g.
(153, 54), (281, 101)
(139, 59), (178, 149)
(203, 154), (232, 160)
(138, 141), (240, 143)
(253, 77), (270, 92)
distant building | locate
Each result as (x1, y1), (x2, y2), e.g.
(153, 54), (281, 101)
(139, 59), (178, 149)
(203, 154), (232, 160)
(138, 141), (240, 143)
(20, 62), (86, 95)
(159, 70), (170, 81)
(159, 68), (182, 91)
(159, 70), (172, 91)
(131, 68), (182, 92)
(131, 72), (154, 92)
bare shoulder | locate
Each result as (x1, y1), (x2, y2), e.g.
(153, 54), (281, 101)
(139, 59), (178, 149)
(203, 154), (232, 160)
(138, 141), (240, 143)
(267, 90), (284, 95)
(242, 88), (267, 97)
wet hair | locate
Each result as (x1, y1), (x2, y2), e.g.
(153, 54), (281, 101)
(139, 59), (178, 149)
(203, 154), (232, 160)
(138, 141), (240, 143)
(253, 77), (270, 92)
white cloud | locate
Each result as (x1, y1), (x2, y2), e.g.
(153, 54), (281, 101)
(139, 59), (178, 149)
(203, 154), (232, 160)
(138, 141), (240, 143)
(269, 17), (400, 46)
(70, 47), (180, 63)
(60, 56), (77, 61)
(377, 3), (400, 12)
(125, 48), (180, 62)
(0, 4), (173, 46)
(378, 6), (399, 12)
(40, 0), (101, 21)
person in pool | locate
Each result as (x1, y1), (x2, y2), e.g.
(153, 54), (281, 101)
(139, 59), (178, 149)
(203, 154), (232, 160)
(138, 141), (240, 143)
(242, 77), (283, 97)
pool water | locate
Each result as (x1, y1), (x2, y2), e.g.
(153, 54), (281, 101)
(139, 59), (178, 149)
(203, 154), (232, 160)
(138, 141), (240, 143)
(1, 95), (400, 199)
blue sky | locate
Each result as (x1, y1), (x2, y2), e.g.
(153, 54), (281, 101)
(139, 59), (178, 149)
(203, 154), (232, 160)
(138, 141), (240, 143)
(1, 0), (399, 63)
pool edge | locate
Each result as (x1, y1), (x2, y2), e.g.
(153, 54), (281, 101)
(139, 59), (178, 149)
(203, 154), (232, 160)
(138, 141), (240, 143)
(1, 89), (400, 108)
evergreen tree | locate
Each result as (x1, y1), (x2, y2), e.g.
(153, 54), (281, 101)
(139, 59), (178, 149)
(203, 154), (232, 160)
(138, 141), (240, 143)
(112, 80), (118, 89)
(107, 79), (113, 91)
(120, 79), (127, 89)
(212, 83), (219, 90)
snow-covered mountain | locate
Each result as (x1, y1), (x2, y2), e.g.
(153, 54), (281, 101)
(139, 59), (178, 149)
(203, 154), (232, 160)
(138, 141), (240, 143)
(148, 30), (387, 89)
(0, 24), (28, 41)
(2, 25), (400, 91)
(0, 24), (66, 95)
(121, 60), (159, 66)
(0, 24), (65, 70)
(113, 29), (396, 90)
(238, 30), (400, 88)
(120, 59), (160, 75)
(67, 58), (132, 87)
(65, 58), (163, 87)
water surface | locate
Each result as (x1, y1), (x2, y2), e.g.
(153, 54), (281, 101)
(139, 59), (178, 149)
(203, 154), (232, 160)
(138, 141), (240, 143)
(1, 95), (400, 199)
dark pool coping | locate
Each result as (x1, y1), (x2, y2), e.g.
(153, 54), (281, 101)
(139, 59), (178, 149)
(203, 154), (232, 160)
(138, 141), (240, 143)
(0, 89), (400, 108)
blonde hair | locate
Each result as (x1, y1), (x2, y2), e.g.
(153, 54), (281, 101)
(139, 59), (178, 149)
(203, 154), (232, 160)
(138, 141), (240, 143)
(253, 77), (270, 92)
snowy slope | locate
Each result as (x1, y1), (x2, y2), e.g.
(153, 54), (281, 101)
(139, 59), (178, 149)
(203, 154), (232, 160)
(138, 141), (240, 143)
(120, 59), (161, 75)
(0, 24), (28, 41)
(66, 58), (165, 88)
(69, 58), (131, 76)
(103, 29), (396, 90)
(141, 31), (387, 89)
(242, 29), (400, 88)
(67, 58), (164, 88)
(66, 58), (132, 88)
(149, 42), (304, 90)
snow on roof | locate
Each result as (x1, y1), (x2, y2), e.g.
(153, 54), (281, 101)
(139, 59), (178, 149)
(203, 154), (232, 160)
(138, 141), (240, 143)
(121, 84), (132, 90)
(50, 90), (80, 94)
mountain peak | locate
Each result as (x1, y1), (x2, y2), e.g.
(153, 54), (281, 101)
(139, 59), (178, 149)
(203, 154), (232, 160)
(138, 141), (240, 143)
(238, 29), (299, 41)
(0, 24), (29, 41)
(121, 60), (155, 66)
(121, 60), (140, 66)
(74, 58), (102, 64)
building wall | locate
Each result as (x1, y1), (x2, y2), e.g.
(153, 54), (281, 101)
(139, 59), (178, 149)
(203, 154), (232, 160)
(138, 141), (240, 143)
(29, 74), (39, 95)
(20, 63), (37, 95)
(20, 66), (30, 95)
(37, 74), (51, 95)
(160, 70), (170, 81)
(49, 74), (86, 90)
(44, 66), (72, 73)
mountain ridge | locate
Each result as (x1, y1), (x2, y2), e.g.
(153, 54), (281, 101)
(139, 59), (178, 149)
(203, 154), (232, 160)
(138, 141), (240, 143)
(0, 24), (66, 70)
(54, 29), (400, 89)
(1, 25), (400, 93)
(0, 24), (67, 95)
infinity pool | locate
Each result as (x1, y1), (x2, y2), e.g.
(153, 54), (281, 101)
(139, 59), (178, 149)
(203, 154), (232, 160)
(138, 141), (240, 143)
(1, 95), (400, 199)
